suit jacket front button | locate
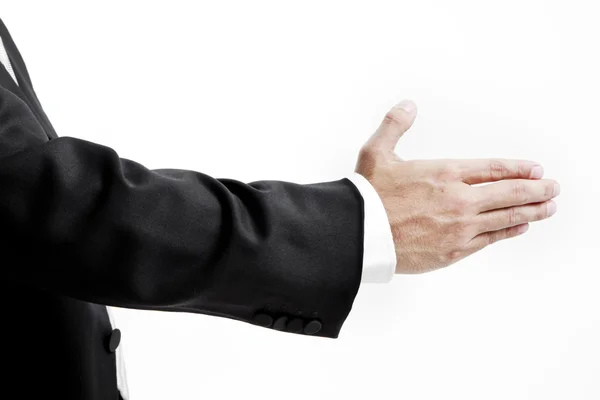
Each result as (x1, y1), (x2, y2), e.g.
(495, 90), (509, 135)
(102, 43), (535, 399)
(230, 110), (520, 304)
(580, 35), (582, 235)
(287, 318), (304, 333)
(252, 313), (273, 328)
(303, 320), (322, 335)
(107, 329), (121, 353)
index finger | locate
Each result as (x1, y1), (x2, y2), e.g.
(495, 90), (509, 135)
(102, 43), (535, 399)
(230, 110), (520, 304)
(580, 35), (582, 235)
(457, 159), (544, 185)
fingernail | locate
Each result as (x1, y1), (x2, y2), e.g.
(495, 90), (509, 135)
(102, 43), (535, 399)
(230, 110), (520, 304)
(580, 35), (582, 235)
(530, 165), (544, 179)
(518, 224), (530, 234)
(553, 183), (561, 196)
(547, 201), (557, 216)
(394, 99), (417, 115)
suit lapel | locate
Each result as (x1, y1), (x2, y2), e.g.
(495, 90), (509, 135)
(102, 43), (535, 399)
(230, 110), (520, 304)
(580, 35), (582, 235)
(0, 61), (28, 100)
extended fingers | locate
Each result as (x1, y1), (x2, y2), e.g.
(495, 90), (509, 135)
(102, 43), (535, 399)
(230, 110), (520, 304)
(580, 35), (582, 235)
(474, 179), (559, 211)
(475, 200), (557, 233)
(467, 223), (530, 252)
(457, 159), (544, 184)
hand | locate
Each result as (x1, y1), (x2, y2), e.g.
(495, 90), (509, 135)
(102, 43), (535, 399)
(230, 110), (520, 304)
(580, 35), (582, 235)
(355, 100), (560, 274)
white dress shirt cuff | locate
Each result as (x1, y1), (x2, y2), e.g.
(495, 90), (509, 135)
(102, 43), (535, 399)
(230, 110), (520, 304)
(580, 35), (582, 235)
(346, 172), (396, 283)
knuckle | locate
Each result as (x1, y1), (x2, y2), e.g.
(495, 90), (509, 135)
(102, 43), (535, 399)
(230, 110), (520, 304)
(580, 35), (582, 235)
(447, 221), (472, 246)
(435, 165), (459, 181)
(436, 238), (458, 264)
(455, 219), (473, 238)
(507, 226), (521, 238)
(451, 199), (468, 214)
(516, 162), (529, 178)
(487, 231), (500, 245)
(507, 207), (520, 226)
(544, 182), (554, 198)
(536, 204), (548, 220)
(447, 249), (463, 262)
(438, 249), (456, 264)
(382, 109), (406, 127)
(488, 161), (509, 180)
(511, 181), (527, 201)
(448, 193), (472, 215)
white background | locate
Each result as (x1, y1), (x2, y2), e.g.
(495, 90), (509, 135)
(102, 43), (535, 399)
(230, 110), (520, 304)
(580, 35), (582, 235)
(3, 1), (599, 399)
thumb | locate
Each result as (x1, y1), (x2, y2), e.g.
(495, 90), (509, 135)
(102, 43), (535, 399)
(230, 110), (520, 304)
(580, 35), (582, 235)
(364, 100), (418, 156)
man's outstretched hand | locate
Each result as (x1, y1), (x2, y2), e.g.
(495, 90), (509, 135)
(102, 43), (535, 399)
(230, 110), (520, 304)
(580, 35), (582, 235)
(355, 100), (560, 274)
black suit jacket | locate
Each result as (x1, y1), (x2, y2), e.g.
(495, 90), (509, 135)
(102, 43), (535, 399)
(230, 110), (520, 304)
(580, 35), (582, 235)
(0, 18), (365, 400)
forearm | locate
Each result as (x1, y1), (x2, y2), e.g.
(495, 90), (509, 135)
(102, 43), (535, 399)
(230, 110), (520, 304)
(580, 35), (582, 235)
(0, 87), (364, 337)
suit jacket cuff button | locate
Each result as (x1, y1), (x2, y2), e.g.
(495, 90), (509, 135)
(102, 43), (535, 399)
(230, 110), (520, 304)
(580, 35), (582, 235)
(252, 313), (273, 328)
(303, 320), (322, 335)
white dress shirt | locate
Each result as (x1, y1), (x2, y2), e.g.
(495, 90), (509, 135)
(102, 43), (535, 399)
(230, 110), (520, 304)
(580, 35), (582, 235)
(0, 37), (17, 82)
(0, 39), (395, 399)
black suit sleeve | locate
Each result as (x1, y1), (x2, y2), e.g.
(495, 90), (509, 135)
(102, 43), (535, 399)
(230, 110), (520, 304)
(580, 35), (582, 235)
(0, 86), (364, 338)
